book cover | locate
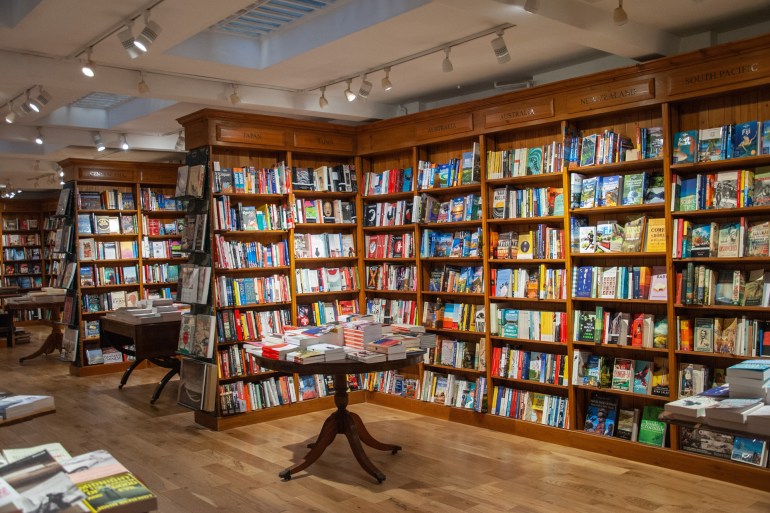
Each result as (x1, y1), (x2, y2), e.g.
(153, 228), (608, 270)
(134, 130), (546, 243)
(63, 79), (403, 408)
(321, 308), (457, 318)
(637, 405), (666, 447)
(651, 356), (670, 397)
(732, 121), (760, 158)
(579, 176), (598, 208)
(578, 226), (596, 253)
(747, 220), (770, 256)
(681, 427), (734, 459)
(583, 392), (618, 436)
(599, 175), (621, 207)
(643, 172), (665, 204)
(731, 437), (768, 467)
(673, 130), (698, 164)
(615, 408), (639, 441)
(610, 358), (633, 391)
(644, 218), (666, 252)
(714, 171), (739, 209)
(717, 222), (741, 257)
(580, 134), (597, 167)
(698, 126), (725, 162)
(694, 317), (714, 352)
(620, 215), (646, 253)
(633, 360), (653, 394)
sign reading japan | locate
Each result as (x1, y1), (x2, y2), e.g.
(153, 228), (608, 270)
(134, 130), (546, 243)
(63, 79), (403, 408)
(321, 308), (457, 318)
(667, 54), (768, 96)
(566, 79), (654, 113)
(482, 97), (554, 129)
(217, 125), (286, 146)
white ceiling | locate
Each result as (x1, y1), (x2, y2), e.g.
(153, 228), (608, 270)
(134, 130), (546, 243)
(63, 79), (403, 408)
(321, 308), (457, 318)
(1, 0), (770, 191)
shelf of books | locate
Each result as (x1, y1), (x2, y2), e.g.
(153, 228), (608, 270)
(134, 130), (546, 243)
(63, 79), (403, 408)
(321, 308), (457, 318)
(174, 38), (770, 488)
(59, 159), (180, 376)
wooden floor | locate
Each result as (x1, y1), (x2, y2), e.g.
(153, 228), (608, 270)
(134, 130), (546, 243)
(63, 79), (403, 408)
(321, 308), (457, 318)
(2, 327), (770, 513)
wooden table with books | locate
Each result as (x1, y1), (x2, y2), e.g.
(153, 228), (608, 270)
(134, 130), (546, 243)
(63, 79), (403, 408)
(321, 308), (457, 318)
(100, 316), (182, 403)
(254, 352), (423, 483)
(6, 295), (65, 363)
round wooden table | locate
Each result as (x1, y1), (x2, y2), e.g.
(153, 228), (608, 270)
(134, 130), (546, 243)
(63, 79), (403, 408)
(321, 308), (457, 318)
(253, 352), (423, 483)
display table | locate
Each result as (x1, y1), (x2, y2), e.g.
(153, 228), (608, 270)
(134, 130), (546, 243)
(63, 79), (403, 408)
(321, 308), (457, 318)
(253, 353), (423, 483)
(6, 297), (64, 363)
(99, 316), (182, 404)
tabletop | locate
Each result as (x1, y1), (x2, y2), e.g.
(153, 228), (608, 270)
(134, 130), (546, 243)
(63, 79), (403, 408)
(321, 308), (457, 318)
(253, 352), (423, 376)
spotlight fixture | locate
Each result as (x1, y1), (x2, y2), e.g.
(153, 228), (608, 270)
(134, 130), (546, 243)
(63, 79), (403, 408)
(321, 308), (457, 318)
(613, 0), (628, 25)
(174, 131), (185, 151)
(344, 79), (356, 102)
(58, 168), (64, 178)
(523, 0), (540, 13)
(35, 86), (52, 108)
(358, 74), (373, 99)
(117, 23), (142, 59)
(4, 103), (16, 124)
(229, 84), (241, 105)
(34, 127), (44, 145)
(137, 72), (150, 95)
(93, 132), (106, 152)
(319, 86), (329, 109)
(491, 30), (510, 64)
(120, 134), (129, 150)
(60, 181), (65, 186)
(21, 90), (37, 114)
(134, 11), (162, 53)
(81, 47), (95, 77)
(442, 47), (453, 73)
(16, 189), (21, 194)
(381, 67), (393, 91)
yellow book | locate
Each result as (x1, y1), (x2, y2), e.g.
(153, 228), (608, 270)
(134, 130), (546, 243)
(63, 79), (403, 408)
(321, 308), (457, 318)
(517, 231), (534, 259)
(541, 312), (554, 342)
(645, 217), (666, 252)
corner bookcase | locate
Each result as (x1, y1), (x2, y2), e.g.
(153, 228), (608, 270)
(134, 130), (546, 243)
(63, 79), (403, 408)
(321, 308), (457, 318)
(176, 34), (770, 490)
(59, 159), (181, 377)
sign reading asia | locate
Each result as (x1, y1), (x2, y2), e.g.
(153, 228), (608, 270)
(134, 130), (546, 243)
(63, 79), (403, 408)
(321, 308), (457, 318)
(566, 79), (654, 113)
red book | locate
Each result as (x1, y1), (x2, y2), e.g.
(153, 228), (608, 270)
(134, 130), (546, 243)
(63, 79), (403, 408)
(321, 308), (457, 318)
(233, 309), (244, 341)
(631, 313), (645, 347)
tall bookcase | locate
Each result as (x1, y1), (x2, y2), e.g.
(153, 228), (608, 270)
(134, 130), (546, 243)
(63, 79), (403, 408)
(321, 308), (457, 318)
(177, 111), (363, 429)
(59, 159), (181, 376)
(1, 202), (44, 294)
(176, 33), (770, 491)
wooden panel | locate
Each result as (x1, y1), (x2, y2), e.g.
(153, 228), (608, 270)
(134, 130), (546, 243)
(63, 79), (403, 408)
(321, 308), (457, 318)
(564, 78), (655, 114)
(293, 129), (354, 153)
(139, 167), (180, 185)
(77, 167), (137, 183)
(414, 114), (474, 141)
(364, 125), (416, 154)
(482, 97), (555, 129)
(667, 50), (770, 97)
(216, 124), (287, 147)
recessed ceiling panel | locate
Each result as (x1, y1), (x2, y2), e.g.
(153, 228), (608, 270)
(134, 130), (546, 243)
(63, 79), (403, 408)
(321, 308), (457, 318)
(211, 0), (336, 39)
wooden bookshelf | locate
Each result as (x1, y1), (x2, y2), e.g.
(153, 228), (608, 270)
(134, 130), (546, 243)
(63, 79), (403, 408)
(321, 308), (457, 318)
(59, 159), (181, 375)
(174, 33), (770, 491)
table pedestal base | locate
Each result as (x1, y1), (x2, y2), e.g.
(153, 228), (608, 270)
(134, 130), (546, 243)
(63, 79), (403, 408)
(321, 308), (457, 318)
(279, 374), (400, 483)
(19, 326), (62, 364)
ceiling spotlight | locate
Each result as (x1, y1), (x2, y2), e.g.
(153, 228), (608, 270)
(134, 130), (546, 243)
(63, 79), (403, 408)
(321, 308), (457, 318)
(138, 72), (150, 95)
(118, 23), (142, 59)
(120, 134), (129, 150)
(93, 132), (106, 152)
(442, 47), (453, 73)
(82, 47), (95, 77)
(344, 79), (356, 102)
(229, 84), (241, 105)
(174, 131), (185, 151)
(613, 0), (628, 25)
(319, 86), (329, 109)
(358, 74), (373, 99)
(523, 0), (540, 13)
(34, 127), (44, 145)
(59, 170), (64, 178)
(4, 103), (16, 124)
(382, 67), (393, 91)
(134, 11), (162, 53)
(35, 86), (52, 109)
(491, 30), (510, 64)
(60, 181), (65, 186)
(16, 189), (21, 194)
(23, 90), (40, 113)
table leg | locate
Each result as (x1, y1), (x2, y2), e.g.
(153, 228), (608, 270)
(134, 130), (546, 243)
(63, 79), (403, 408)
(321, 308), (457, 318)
(19, 324), (63, 364)
(279, 373), (397, 483)
(150, 366), (179, 404)
(119, 359), (144, 389)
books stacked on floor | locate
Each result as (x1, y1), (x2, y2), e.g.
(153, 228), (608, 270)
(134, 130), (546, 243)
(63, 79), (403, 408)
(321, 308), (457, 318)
(0, 393), (55, 424)
(0, 443), (157, 513)
(727, 359), (770, 400)
(12, 327), (29, 345)
(105, 298), (189, 324)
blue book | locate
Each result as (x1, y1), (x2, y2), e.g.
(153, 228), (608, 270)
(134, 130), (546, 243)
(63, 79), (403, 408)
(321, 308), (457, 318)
(731, 121), (760, 158)
(673, 130), (698, 164)
(761, 121), (770, 155)
(574, 266), (593, 298)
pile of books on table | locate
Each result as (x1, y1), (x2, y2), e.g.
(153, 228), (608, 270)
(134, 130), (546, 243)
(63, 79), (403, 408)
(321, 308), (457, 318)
(664, 359), (770, 467)
(104, 298), (189, 324)
(0, 442), (157, 513)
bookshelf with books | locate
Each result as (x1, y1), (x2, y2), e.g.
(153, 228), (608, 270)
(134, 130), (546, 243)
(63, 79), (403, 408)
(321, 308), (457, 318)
(174, 34), (770, 489)
(59, 159), (180, 376)
(668, 86), (770, 442)
(1, 205), (44, 293)
(140, 184), (186, 300)
(177, 110), (365, 430)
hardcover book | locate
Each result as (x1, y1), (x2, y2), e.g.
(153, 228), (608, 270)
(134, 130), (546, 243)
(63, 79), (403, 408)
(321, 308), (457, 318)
(610, 358), (633, 391)
(731, 121), (760, 158)
(583, 392), (618, 437)
(672, 130), (698, 164)
(637, 405), (666, 447)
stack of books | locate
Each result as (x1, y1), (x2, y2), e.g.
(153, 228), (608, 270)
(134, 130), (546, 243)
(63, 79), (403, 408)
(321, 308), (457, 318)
(365, 337), (406, 360)
(727, 359), (770, 400)
(0, 394), (55, 424)
(341, 317), (383, 350)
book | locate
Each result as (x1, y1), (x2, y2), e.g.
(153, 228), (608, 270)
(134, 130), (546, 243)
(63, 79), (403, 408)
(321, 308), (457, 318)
(615, 408), (640, 441)
(637, 405), (666, 447)
(732, 121), (760, 158)
(583, 392), (618, 437)
(578, 226), (596, 253)
(76, 471), (157, 513)
(672, 130), (697, 164)
(694, 318), (714, 352)
(0, 395), (55, 423)
(633, 360), (653, 394)
(727, 359), (770, 380)
(610, 358), (633, 391)
(680, 427), (734, 460)
(192, 314), (216, 359)
(620, 215), (645, 252)
(731, 437), (768, 467)
(644, 218), (666, 252)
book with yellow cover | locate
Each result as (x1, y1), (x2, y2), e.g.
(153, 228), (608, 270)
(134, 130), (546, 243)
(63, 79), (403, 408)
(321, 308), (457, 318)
(645, 217), (666, 252)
